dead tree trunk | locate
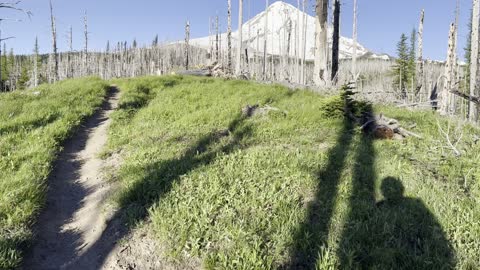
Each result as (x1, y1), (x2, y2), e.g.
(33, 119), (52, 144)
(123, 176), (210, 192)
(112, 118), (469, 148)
(286, 19), (292, 78)
(441, 23), (456, 115)
(451, 0), (460, 114)
(263, 0), (268, 80)
(301, 0), (308, 84)
(216, 16), (220, 62)
(331, 0), (340, 82)
(296, 0), (300, 83)
(185, 21), (190, 70)
(33, 36), (39, 87)
(351, 0), (358, 80)
(450, 89), (480, 106)
(0, 31), (3, 90)
(415, 9), (424, 96)
(208, 17), (213, 63)
(68, 26), (73, 78)
(313, 0), (329, 86)
(227, 0), (232, 73)
(235, 0), (243, 76)
(84, 11), (88, 76)
(49, 0), (58, 82)
(470, 0), (479, 122)
(256, 29), (260, 77)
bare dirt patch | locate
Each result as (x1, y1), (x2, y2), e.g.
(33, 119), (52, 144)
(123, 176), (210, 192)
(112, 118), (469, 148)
(102, 225), (201, 270)
(23, 87), (121, 269)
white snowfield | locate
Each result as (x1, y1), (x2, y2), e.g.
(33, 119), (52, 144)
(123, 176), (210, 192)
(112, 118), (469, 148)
(190, 1), (390, 61)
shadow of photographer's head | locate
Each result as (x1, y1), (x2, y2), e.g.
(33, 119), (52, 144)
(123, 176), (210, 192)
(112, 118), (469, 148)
(381, 177), (405, 202)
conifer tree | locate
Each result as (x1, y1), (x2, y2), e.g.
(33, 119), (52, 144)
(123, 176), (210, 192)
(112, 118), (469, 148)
(393, 33), (410, 99)
(1, 44), (7, 90)
(7, 48), (14, 90)
(18, 65), (29, 90)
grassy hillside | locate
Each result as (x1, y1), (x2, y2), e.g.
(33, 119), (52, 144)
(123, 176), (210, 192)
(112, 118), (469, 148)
(104, 76), (479, 269)
(0, 78), (108, 269)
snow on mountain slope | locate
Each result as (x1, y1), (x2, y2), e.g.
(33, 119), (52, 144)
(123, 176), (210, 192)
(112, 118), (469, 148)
(190, 1), (384, 61)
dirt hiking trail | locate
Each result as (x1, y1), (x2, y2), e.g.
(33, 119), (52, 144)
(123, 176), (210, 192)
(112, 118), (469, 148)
(23, 87), (121, 270)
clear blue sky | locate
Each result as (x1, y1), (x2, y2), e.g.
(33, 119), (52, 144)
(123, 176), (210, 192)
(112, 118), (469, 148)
(0, 0), (473, 60)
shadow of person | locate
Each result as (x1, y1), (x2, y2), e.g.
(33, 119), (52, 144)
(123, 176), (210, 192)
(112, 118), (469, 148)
(339, 177), (455, 269)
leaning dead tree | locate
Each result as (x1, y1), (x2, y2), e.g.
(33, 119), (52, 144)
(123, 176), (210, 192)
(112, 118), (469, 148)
(331, 0), (340, 82)
(49, 0), (58, 82)
(313, 0), (329, 86)
(470, 0), (479, 122)
(235, 0), (243, 76)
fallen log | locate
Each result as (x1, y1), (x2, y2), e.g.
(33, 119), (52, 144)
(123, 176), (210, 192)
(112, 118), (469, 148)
(449, 89), (480, 105)
(177, 69), (212, 77)
(361, 113), (422, 140)
(241, 104), (287, 118)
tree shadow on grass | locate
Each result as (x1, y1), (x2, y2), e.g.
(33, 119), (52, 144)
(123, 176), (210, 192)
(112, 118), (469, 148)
(0, 113), (60, 135)
(335, 121), (377, 269)
(286, 97), (455, 269)
(285, 116), (356, 269)
(71, 113), (253, 269)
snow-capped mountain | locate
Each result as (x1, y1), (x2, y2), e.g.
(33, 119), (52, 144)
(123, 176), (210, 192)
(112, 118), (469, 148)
(190, 1), (389, 61)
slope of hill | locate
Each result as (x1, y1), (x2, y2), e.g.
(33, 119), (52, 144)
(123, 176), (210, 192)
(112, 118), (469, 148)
(96, 76), (479, 269)
(190, 1), (390, 61)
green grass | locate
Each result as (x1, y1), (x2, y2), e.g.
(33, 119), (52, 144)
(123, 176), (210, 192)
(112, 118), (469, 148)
(0, 78), (109, 269)
(2, 76), (476, 269)
(104, 76), (479, 269)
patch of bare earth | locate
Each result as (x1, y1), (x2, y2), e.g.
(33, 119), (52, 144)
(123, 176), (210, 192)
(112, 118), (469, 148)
(23, 88), (121, 269)
(102, 225), (201, 270)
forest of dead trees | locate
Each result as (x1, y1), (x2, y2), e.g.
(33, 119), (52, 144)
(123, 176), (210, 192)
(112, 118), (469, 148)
(1, 0), (480, 122)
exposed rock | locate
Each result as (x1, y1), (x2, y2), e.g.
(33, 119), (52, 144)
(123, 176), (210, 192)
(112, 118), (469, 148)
(241, 104), (286, 118)
(241, 104), (260, 117)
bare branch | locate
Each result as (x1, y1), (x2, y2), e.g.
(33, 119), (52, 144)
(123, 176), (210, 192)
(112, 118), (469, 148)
(449, 89), (480, 105)
(0, 36), (14, 41)
(436, 119), (461, 157)
(0, 1), (32, 18)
